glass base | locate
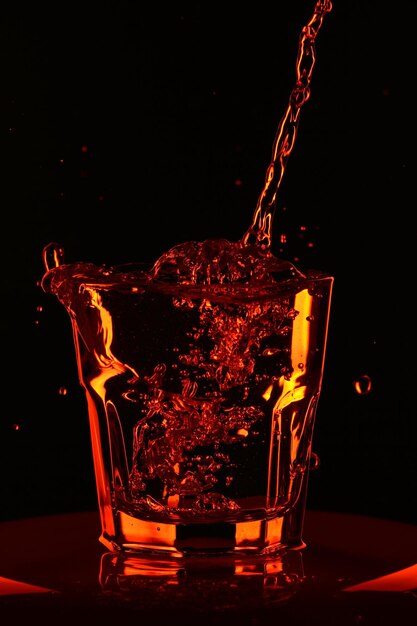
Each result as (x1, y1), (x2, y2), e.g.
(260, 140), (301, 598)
(99, 507), (306, 556)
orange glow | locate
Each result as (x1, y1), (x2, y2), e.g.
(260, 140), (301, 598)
(342, 563), (417, 593)
(263, 384), (274, 401)
(70, 287), (140, 546)
(168, 494), (180, 507)
(116, 511), (177, 552)
(234, 564), (262, 575)
(81, 287), (138, 399)
(353, 374), (372, 395)
(267, 289), (312, 501)
(0, 576), (55, 596)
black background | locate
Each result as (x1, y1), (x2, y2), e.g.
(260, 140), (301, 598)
(1, 1), (416, 526)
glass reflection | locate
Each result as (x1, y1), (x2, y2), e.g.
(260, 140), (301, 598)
(99, 549), (305, 610)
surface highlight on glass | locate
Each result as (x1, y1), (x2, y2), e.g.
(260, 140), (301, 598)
(41, 0), (334, 556)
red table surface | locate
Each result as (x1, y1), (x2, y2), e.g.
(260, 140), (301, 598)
(0, 509), (416, 625)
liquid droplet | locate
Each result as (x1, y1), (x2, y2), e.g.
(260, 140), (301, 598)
(353, 375), (372, 395)
(310, 451), (320, 471)
(42, 242), (65, 272)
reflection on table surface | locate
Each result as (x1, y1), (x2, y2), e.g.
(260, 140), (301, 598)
(0, 510), (416, 625)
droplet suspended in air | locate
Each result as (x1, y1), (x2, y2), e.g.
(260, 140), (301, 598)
(310, 451), (320, 471)
(58, 386), (68, 396)
(353, 374), (372, 395)
(42, 242), (65, 271)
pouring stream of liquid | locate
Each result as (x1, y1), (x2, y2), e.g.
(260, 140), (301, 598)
(242, 0), (332, 249)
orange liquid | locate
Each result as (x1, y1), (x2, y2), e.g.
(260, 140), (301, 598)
(42, 259), (332, 552)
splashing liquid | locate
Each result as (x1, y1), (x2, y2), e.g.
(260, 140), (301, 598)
(41, 1), (333, 552)
(244, 0), (332, 248)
